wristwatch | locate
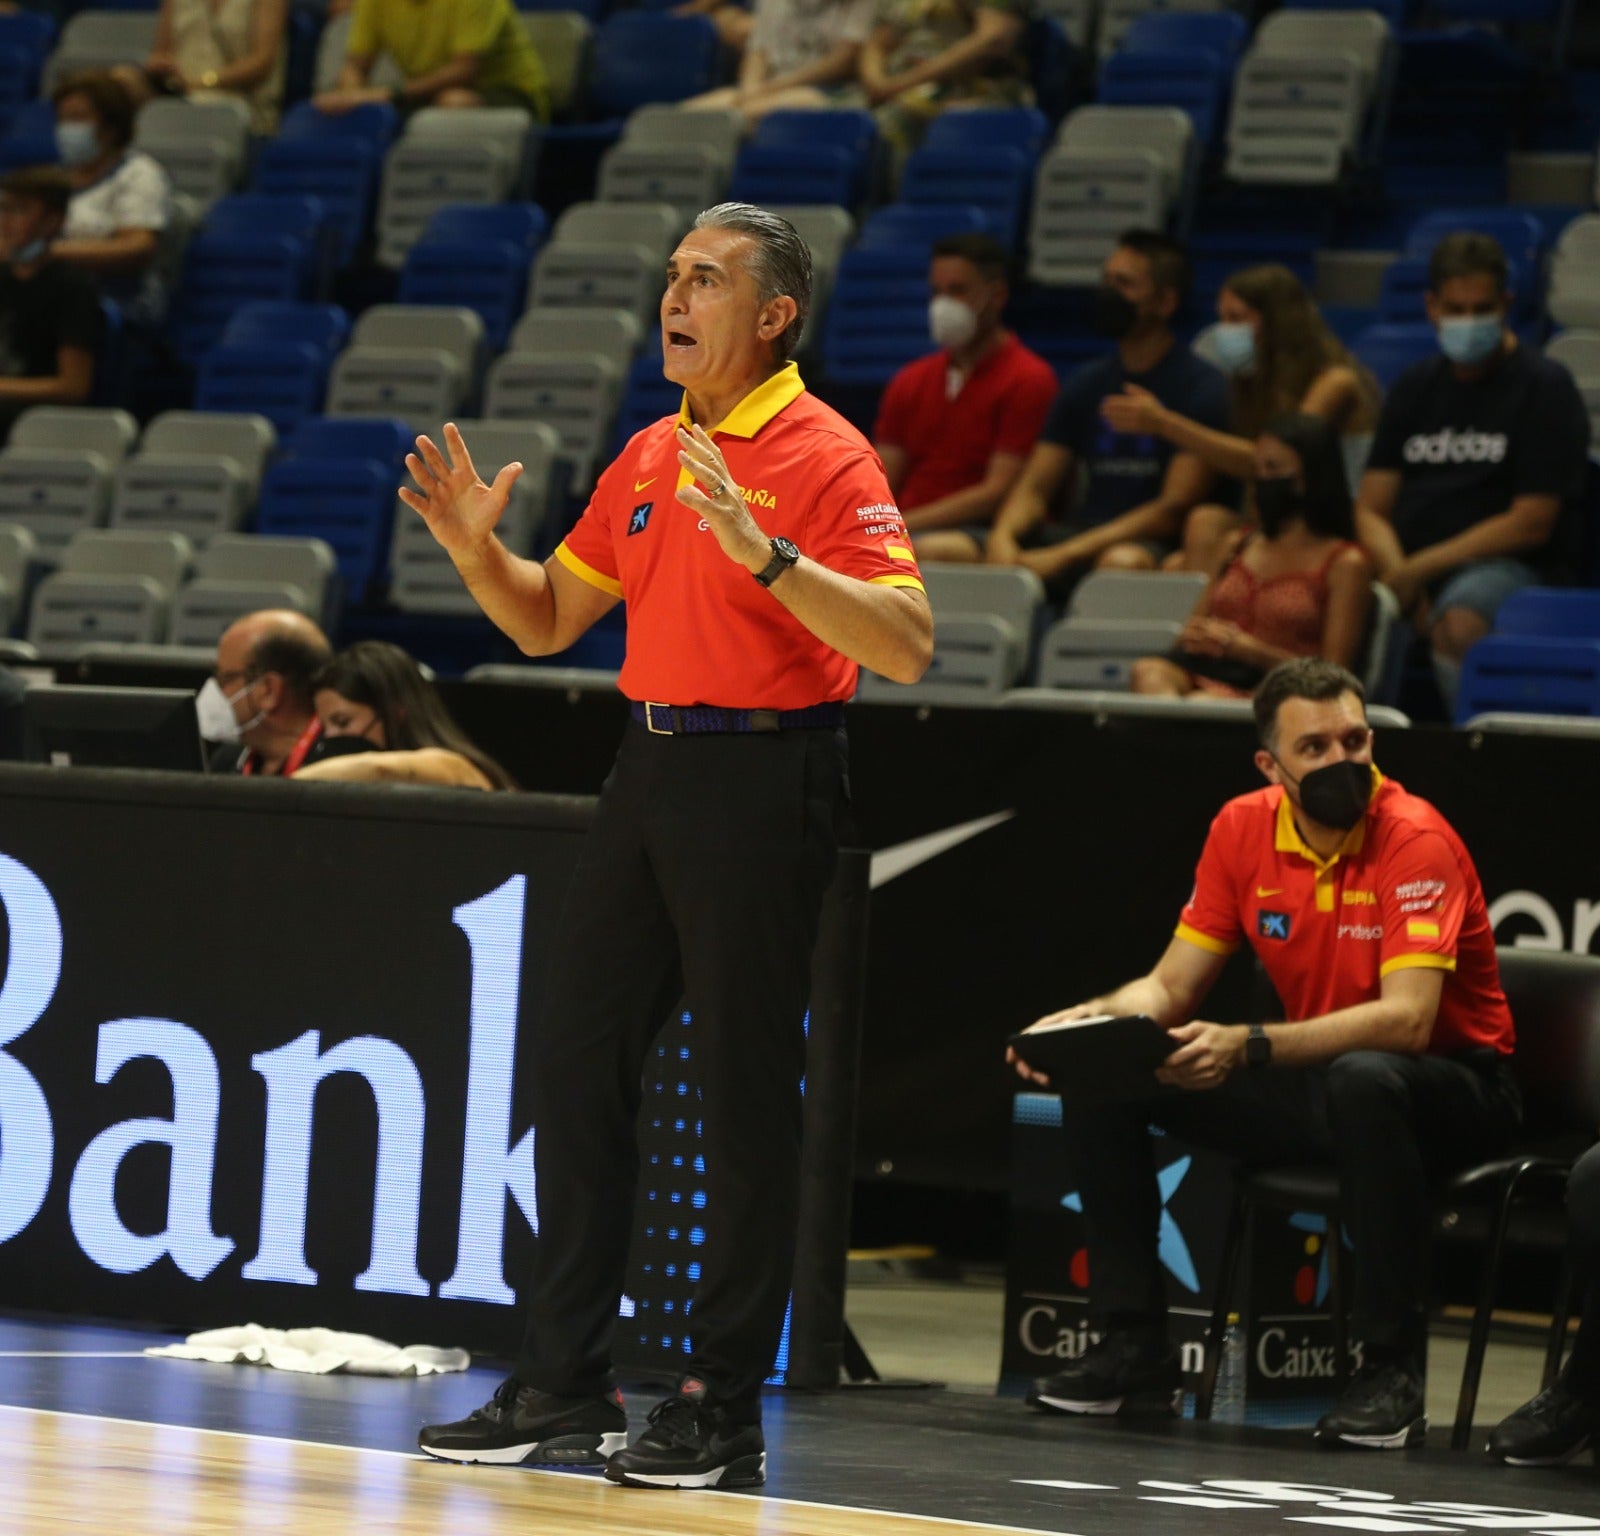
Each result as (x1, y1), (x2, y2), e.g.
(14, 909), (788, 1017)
(754, 537), (800, 588)
(200, 69), (219, 89)
(1246, 1022), (1272, 1069)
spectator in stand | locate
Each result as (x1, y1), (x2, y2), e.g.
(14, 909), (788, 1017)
(1355, 232), (1591, 711)
(199, 609), (334, 777)
(1131, 414), (1373, 699)
(51, 71), (172, 326)
(0, 167), (101, 442)
(1488, 1142), (1600, 1467)
(296, 640), (517, 790)
(315, 0), (548, 121)
(967, 229), (1229, 590)
(680, 0), (874, 131)
(113, 0), (289, 134)
(859, 0), (1031, 162)
(1101, 263), (1380, 577)
(873, 233), (1056, 560)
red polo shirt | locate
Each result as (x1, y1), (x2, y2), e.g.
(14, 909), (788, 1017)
(1175, 772), (1514, 1056)
(555, 363), (925, 709)
(874, 333), (1057, 513)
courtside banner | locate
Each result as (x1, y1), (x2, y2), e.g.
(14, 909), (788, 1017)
(0, 767), (866, 1387)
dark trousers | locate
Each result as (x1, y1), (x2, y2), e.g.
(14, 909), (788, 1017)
(513, 721), (846, 1417)
(1066, 1049), (1522, 1350)
(1563, 1142), (1600, 1389)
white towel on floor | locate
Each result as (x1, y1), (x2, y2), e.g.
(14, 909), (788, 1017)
(144, 1324), (471, 1376)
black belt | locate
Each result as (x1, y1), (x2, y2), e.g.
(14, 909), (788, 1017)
(630, 701), (846, 735)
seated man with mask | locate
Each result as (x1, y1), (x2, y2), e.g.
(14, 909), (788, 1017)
(1008, 658), (1520, 1451)
(1355, 232), (1591, 713)
(873, 233), (1057, 562)
(198, 609), (335, 776)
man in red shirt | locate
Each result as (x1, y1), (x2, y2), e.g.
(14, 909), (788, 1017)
(873, 233), (1057, 562)
(1009, 657), (1519, 1451)
(405, 203), (932, 1489)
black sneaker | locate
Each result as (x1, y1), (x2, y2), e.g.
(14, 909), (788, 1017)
(1315, 1360), (1426, 1450)
(418, 1378), (627, 1466)
(603, 1379), (766, 1489)
(1487, 1374), (1598, 1466)
(1025, 1330), (1183, 1416)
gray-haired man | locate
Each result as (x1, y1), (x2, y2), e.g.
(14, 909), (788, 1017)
(412, 204), (932, 1487)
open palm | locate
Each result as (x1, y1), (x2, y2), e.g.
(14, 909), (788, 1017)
(399, 422), (524, 556)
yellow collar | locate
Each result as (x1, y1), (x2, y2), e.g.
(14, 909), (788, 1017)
(1272, 765), (1384, 871)
(676, 362), (805, 439)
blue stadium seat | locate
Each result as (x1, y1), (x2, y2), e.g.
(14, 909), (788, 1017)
(588, 13), (720, 118)
(1404, 208), (1545, 271)
(857, 204), (1000, 252)
(1455, 636), (1600, 724)
(223, 301), (351, 358)
(1351, 321), (1438, 390)
(0, 98), (57, 171)
(0, 10), (56, 61)
(278, 99), (400, 153)
(420, 203), (549, 252)
(169, 195), (329, 366)
(255, 418), (414, 604)
(899, 146), (1032, 249)
(195, 341), (329, 433)
(922, 107), (1049, 155)
(0, 45), (39, 131)
(1098, 50), (1229, 152)
(399, 241), (535, 351)
(1120, 11), (1249, 63)
(611, 350), (682, 455)
(1493, 588), (1600, 639)
(1283, 0), (1414, 22)
(821, 245), (934, 387)
(729, 110), (878, 209)
(252, 137), (383, 269)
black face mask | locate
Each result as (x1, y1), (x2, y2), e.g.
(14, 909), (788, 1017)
(1090, 284), (1139, 340)
(1255, 476), (1304, 537)
(1277, 758), (1373, 833)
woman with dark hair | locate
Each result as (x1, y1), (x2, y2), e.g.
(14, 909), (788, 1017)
(295, 640), (517, 790)
(1102, 263), (1380, 575)
(50, 69), (173, 323)
(1130, 414), (1374, 699)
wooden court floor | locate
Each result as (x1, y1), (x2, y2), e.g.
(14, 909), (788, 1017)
(0, 1405), (1039, 1536)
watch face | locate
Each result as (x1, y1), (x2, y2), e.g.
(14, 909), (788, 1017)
(774, 538), (799, 560)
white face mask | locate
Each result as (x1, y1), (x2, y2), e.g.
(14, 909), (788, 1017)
(929, 295), (979, 350)
(196, 676), (264, 743)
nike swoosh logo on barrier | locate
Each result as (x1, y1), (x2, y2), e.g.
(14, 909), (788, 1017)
(869, 811), (1015, 890)
(634, 478), (656, 492)
(1257, 887), (1284, 898)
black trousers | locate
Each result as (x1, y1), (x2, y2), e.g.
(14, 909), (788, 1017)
(1065, 1049), (1522, 1350)
(1563, 1142), (1600, 1390)
(513, 720), (846, 1417)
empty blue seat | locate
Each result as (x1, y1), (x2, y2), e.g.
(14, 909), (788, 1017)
(253, 136), (383, 268)
(1100, 51), (1229, 151)
(420, 203), (548, 252)
(196, 341), (329, 433)
(0, 46), (38, 130)
(0, 10), (56, 60)
(1455, 636), (1600, 724)
(611, 352), (682, 455)
(1493, 588), (1600, 639)
(922, 107), (1049, 155)
(857, 203), (999, 252)
(255, 418), (414, 604)
(223, 301), (350, 358)
(278, 99), (400, 153)
(1404, 207), (1545, 271)
(399, 241), (534, 350)
(1121, 11), (1249, 62)
(588, 13), (720, 118)
(729, 143), (858, 211)
(1351, 322), (1438, 390)
(899, 146), (1032, 248)
(169, 195), (329, 365)
(821, 245), (934, 387)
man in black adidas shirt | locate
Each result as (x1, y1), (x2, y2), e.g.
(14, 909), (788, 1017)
(1356, 232), (1591, 709)
(0, 166), (101, 442)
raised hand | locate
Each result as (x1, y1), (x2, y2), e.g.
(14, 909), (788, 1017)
(1099, 383), (1164, 437)
(400, 422), (523, 558)
(674, 423), (767, 569)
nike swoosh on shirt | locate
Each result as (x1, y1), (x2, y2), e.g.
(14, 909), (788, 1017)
(1256, 887), (1284, 898)
(633, 478), (656, 492)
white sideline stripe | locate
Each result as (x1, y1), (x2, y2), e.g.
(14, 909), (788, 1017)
(0, 1351), (150, 1358)
(0, 1405), (1074, 1536)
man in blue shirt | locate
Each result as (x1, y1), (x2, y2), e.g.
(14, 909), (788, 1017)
(978, 229), (1229, 592)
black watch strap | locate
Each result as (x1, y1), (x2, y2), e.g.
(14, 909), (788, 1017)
(1246, 1022), (1272, 1069)
(754, 537), (799, 588)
